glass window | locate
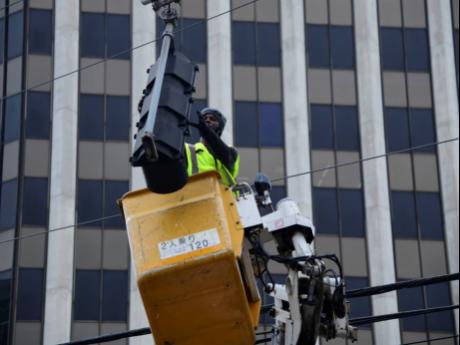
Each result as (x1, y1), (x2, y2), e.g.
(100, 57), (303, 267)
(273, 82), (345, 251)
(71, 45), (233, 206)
(259, 103), (283, 147)
(106, 96), (130, 141)
(311, 105), (334, 149)
(179, 18), (207, 63)
(313, 188), (339, 234)
(416, 192), (444, 240)
(104, 181), (129, 229)
(0, 180), (18, 231)
(0, 270), (12, 325)
(106, 14), (131, 59)
(22, 178), (48, 227)
(307, 25), (330, 68)
(385, 108), (410, 151)
(79, 94), (104, 140)
(271, 186), (287, 206)
(257, 23), (281, 66)
(74, 270), (100, 320)
(29, 9), (52, 54)
(405, 29), (430, 71)
(335, 106), (359, 150)
(26, 92), (51, 139)
(235, 102), (258, 147)
(426, 283), (455, 332)
(81, 13), (105, 58)
(77, 180), (103, 228)
(381, 28), (405, 71)
(232, 21), (256, 65)
(4, 95), (22, 144)
(346, 278), (371, 319)
(391, 192), (418, 238)
(330, 26), (355, 69)
(409, 109), (436, 153)
(16, 269), (44, 321)
(398, 286), (426, 331)
(7, 11), (23, 59)
(339, 189), (365, 237)
(101, 270), (128, 321)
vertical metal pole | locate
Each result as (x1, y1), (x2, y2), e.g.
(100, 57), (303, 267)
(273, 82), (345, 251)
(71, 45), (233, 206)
(141, 21), (174, 160)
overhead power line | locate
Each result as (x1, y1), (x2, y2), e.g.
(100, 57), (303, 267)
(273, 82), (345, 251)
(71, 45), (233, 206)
(349, 304), (459, 327)
(346, 273), (460, 298)
(0, 137), (458, 246)
(0, 0), (22, 12)
(58, 327), (151, 345)
(60, 304), (460, 344)
(0, 0), (263, 103)
(0, 214), (122, 245)
(59, 327), (273, 345)
(401, 334), (460, 345)
(272, 137), (459, 182)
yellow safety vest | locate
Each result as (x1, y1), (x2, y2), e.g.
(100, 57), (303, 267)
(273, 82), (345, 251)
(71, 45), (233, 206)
(185, 142), (240, 187)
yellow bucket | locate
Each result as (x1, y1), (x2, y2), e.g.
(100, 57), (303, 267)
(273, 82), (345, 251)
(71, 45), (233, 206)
(120, 172), (260, 345)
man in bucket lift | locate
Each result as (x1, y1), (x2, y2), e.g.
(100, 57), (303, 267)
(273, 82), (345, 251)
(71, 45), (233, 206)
(138, 100), (240, 188)
(186, 108), (240, 188)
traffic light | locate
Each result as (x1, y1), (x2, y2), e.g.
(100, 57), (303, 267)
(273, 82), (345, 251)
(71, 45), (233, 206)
(131, 48), (198, 194)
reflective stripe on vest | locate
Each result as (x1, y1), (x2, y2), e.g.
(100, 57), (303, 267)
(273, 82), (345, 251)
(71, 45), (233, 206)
(188, 144), (199, 175)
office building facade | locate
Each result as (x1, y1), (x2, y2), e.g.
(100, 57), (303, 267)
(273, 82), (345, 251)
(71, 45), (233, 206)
(0, 0), (458, 344)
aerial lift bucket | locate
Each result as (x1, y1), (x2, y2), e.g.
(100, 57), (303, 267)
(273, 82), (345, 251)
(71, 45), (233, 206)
(120, 172), (261, 345)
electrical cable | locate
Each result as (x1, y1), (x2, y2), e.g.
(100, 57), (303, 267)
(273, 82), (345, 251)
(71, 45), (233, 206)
(58, 327), (151, 345)
(349, 304), (459, 327)
(346, 273), (460, 298)
(0, 138), (458, 247)
(0, 0), (23, 12)
(401, 334), (460, 345)
(272, 137), (459, 183)
(58, 326), (274, 345)
(0, 214), (122, 245)
(0, 0), (264, 103)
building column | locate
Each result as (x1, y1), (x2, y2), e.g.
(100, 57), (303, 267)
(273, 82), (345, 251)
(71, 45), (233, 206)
(427, 0), (460, 331)
(207, 0), (234, 145)
(130, 2), (155, 344)
(280, 0), (312, 218)
(43, 0), (80, 344)
(354, 0), (401, 344)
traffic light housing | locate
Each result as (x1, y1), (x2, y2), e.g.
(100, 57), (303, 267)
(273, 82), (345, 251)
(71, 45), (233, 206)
(131, 48), (198, 194)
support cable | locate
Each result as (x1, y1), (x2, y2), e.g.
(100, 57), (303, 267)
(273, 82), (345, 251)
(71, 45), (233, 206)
(58, 327), (151, 345)
(271, 137), (459, 183)
(59, 304), (459, 344)
(0, 0), (264, 103)
(0, 138), (458, 246)
(349, 304), (459, 327)
(58, 327), (273, 345)
(401, 334), (460, 345)
(0, 0), (23, 12)
(346, 273), (460, 298)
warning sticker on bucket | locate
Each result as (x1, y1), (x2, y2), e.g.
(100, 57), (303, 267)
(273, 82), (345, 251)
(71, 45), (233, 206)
(158, 229), (221, 260)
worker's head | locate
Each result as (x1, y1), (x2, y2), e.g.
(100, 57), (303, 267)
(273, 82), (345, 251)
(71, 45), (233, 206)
(199, 108), (227, 137)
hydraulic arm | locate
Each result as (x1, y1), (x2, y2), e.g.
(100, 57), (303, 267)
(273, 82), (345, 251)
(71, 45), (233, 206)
(127, 2), (358, 344)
